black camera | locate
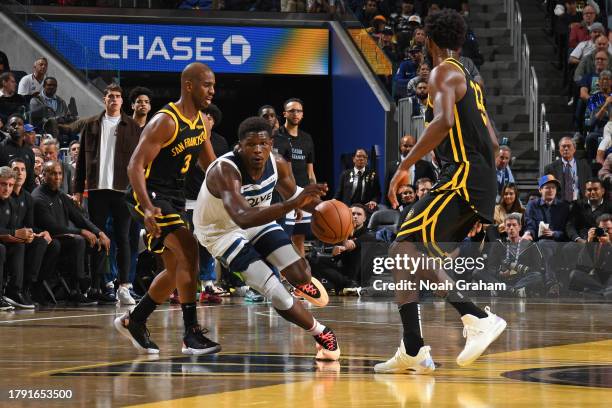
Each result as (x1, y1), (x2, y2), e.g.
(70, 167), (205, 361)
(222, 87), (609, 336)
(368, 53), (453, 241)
(595, 227), (606, 237)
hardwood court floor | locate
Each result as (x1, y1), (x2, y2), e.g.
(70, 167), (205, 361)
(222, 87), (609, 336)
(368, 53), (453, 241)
(0, 298), (610, 407)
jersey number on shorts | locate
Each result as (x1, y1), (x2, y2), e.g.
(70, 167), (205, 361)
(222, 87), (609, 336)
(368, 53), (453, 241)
(180, 154), (192, 174)
(470, 80), (487, 126)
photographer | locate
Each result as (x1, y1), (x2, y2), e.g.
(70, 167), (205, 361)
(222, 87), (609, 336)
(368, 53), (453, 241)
(476, 213), (557, 297)
(568, 213), (612, 296)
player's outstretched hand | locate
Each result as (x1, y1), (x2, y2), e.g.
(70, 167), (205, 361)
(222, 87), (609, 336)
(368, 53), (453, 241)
(294, 183), (328, 209)
(388, 169), (409, 209)
(144, 207), (163, 238)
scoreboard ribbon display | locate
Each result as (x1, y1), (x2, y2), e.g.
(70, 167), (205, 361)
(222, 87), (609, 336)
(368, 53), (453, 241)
(28, 22), (329, 75)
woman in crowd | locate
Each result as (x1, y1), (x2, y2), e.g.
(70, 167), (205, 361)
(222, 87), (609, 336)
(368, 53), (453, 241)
(494, 183), (524, 234)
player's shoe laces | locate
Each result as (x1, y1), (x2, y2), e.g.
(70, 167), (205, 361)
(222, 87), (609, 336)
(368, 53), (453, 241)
(294, 277), (329, 307)
(182, 325), (222, 355)
(114, 312), (159, 354)
(374, 341), (435, 374)
(456, 306), (507, 367)
(314, 327), (341, 361)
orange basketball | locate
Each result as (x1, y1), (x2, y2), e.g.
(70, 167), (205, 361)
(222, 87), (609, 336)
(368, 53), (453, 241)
(311, 199), (354, 244)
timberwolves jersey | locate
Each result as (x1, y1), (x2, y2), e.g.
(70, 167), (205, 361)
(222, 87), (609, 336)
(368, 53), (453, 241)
(425, 57), (497, 222)
(145, 102), (208, 200)
(193, 151), (278, 243)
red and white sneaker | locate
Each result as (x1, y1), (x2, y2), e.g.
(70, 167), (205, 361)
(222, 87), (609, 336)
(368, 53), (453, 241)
(314, 327), (340, 361)
(294, 277), (329, 307)
(199, 286), (222, 304)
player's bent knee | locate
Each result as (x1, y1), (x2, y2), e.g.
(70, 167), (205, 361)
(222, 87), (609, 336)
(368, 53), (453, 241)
(243, 260), (294, 310)
(281, 258), (310, 286)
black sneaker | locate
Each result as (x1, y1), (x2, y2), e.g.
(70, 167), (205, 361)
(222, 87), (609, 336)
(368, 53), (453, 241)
(4, 288), (35, 309)
(88, 289), (117, 305)
(113, 312), (160, 354)
(0, 298), (15, 311)
(182, 325), (221, 355)
(69, 291), (98, 307)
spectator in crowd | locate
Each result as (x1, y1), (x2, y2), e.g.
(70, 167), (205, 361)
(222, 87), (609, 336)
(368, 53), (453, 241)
(479, 212), (550, 297)
(0, 166), (35, 309)
(385, 134), (436, 203)
(367, 15), (388, 41)
(276, 97), (316, 255)
(395, 45), (423, 99)
(584, 69), (612, 143)
(335, 148), (381, 211)
(574, 35), (612, 83)
(494, 182), (524, 234)
(567, 178), (611, 242)
(397, 183), (416, 211)
(569, 22), (606, 65)
(312, 204), (376, 294)
(17, 57), (48, 97)
(544, 136), (592, 201)
(569, 3), (597, 49)
(259, 105), (280, 132)
(390, 0), (417, 34)
(281, 0), (306, 12)
(23, 124), (36, 147)
(579, 50), (609, 103)
(462, 26), (484, 69)
(68, 140), (79, 170)
(41, 138), (72, 194)
(523, 175), (571, 242)
(32, 161), (110, 306)
(397, 177), (432, 230)
(459, 55), (484, 87)
(29, 77), (74, 137)
(411, 26), (427, 49)
(568, 213), (612, 296)
(411, 80), (428, 116)
(0, 50), (10, 73)
(129, 86), (152, 129)
(496, 145), (515, 201)
(0, 114), (36, 192)
(9, 158), (60, 306)
(0, 72), (27, 120)
(407, 62), (430, 96)
(379, 26), (399, 62)
(357, 0), (381, 27)
(71, 84), (141, 305)
(33, 156), (43, 187)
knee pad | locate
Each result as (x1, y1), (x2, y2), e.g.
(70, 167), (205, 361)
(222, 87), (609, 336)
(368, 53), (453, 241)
(243, 260), (294, 310)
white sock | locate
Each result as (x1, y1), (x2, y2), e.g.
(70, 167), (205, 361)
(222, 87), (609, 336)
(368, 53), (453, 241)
(307, 319), (325, 336)
(201, 280), (213, 288)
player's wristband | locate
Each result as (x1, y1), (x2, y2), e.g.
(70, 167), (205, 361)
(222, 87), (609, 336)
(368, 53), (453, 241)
(288, 186), (304, 201)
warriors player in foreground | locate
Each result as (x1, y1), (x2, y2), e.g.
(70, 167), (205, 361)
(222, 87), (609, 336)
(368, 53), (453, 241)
(379, 10), (506, 373)
(193, 117), (340, 360)
(115, 62), (220, 355)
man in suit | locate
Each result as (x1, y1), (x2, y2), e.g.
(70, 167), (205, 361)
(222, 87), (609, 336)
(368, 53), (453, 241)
(384, 134), (436, 205)
(335, 148), (381, 211)
(543, 136), (592, 202)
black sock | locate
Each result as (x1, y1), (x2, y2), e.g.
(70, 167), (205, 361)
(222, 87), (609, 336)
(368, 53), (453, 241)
(130, 293), (158, 323)
(399, 302), (425, 357)
(181, 302), (198, 330)
(446, 289), (488, 318)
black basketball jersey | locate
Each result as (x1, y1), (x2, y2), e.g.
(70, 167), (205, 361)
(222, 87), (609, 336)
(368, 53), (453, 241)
(425, 57), (497, 222)
(145, 102), (208, 199)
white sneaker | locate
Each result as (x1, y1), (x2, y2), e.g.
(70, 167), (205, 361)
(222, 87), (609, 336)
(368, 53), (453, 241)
(456, 306), (507, 367)
(117, 286), (136, 305)
(233, 286), (250, 297)
(374, 341), (435, 374)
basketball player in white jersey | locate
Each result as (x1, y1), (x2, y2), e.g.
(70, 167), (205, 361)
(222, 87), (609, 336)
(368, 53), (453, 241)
(193, 117), (340, 360)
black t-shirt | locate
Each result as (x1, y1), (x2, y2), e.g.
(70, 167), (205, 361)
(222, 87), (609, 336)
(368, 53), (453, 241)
(184, 131), (229, 201)
(276, 126), (315, 188)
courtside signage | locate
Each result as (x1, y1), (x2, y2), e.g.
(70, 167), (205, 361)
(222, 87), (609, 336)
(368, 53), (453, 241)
(28, 22), (329, 75)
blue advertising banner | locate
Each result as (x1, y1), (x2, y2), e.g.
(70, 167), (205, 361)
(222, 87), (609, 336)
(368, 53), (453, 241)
(28, 22), (329, 75)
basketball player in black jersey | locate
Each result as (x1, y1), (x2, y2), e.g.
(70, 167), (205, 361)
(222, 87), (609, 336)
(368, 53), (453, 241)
(377, 10), (507, 373)
(114, 62), (220, 355)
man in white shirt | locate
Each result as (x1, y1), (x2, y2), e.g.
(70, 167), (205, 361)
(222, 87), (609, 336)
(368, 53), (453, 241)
(569, 22), (607, 65)
(17, 57), (48, 97)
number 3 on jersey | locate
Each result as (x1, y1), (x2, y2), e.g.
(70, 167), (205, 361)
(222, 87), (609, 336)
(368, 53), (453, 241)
(180, 154), (192, 174)
(470, 81), (487, 126)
